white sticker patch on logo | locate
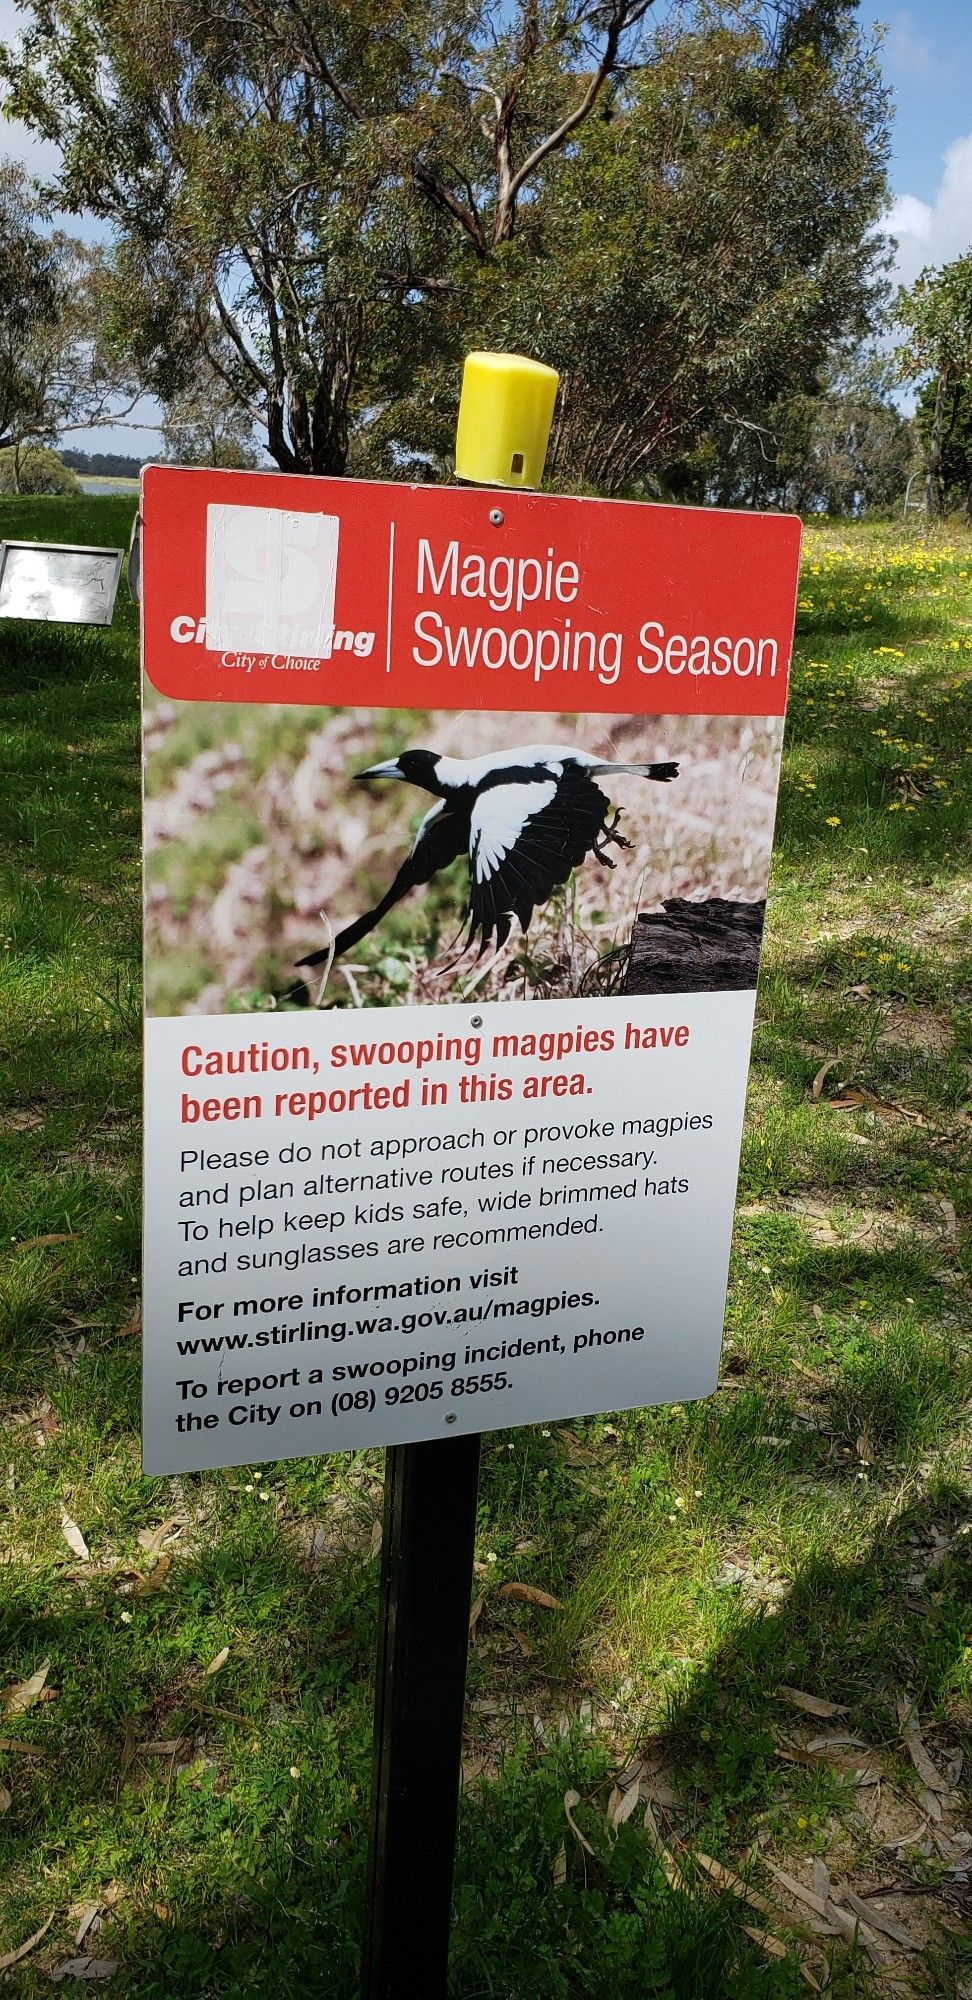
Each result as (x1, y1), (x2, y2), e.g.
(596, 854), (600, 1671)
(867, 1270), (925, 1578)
(205, 504), (339, 655)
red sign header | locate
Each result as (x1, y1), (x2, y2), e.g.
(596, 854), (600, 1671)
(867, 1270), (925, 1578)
(141, 466), (800, 717)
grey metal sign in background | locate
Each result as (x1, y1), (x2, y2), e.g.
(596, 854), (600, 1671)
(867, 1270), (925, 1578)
(0, 541), (124, 626)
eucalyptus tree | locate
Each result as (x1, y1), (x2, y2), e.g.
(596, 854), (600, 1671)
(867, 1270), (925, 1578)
(915, 377), (972, 521)
(2, 0), (658, 474)
(0, 162), (62, 451)
(357, 1), (893, 494)
(2, 0), (891, 489)
(477, 1), (891, 496)
(0, 160), (134, 474)
(896, 255), (972, 517)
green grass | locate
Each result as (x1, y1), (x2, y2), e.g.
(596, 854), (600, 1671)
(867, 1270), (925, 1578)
(1, 501), (971, 1995)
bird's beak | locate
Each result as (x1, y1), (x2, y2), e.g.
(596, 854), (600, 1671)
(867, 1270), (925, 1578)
(355, 758), (405, 782)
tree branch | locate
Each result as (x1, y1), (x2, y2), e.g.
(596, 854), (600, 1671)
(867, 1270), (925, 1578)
(499, 0), (657, 231)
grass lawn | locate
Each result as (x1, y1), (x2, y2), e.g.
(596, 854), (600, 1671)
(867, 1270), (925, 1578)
(1, 498), (970, 1997)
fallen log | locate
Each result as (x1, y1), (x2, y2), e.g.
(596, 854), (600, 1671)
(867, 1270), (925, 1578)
(624, 898), (766, 996)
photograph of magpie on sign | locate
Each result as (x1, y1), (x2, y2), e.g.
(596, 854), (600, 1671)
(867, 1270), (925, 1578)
(143, 701), (782, 1013)
(140, 465), (800, 1475)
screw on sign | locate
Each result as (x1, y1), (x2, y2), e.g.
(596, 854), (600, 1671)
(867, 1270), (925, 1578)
(137, 350), (800, 1997)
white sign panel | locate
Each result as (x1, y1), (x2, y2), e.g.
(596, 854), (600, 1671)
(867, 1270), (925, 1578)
(142, 993), (752, 1471)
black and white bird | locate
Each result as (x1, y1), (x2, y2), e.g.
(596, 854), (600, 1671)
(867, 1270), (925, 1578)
(296, 743), (678, 970)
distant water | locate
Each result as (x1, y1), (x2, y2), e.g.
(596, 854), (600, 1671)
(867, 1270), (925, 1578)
(79, 477), (140, 495)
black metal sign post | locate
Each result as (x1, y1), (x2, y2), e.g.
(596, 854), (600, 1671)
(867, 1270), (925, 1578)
(360, 353), (561, 2000)
(361, 1433), (482, 2000)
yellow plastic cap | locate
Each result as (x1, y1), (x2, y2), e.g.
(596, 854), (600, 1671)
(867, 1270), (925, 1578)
(455, 351), (560, 490)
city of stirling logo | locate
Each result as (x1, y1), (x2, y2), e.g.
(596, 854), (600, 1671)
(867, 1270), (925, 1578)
(169, 501), (376, 661)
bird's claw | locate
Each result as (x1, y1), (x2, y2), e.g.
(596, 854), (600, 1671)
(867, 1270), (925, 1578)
(593, 808), (631, 865)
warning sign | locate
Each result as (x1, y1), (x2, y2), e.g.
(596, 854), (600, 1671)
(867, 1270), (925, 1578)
(140, 466), (799, 1473)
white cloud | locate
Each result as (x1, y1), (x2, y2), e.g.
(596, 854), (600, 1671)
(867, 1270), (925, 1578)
(886, 133), (972, 291)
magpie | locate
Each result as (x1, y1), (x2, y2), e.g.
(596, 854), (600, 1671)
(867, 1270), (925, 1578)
(296, 743), (679, 968)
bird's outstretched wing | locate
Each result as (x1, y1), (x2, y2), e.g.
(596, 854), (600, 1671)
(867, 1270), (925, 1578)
(297, 799), (468, 967)
(467, 765), (612, 952)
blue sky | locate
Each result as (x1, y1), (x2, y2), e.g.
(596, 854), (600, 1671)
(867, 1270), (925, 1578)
(857, 1), (972, 202)
(856, 2), (972, 290)
(1, 0), (970, 451)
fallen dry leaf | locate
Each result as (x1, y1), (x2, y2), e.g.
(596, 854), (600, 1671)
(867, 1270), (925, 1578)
(15, 1232), (73, 1251)
(468, 1594), (485, 1634)
(140, 1738), (184, 1757)
(0, 1736), (44, 1755)
(642, 1769), (678, 1808)
(897, 1695), (951, 1794)
(642, 1799), (685, 1889)
(822, 1084), (928, 1124)
(811, 1057), (841, 1100)
(834, 1886), (920, 1951)
(556, 1427), (592, 1463)
(73, 1905), (102, 1948)
(3, 1658), (50, 1716)
(695, 1853), (776, 1917)
(775, 1737), (881, 1786)
(822, 1900), (886, 1966)
(763, 1860), (884, 1967)
(49, 1956), (118, 1982)
(0, 1784), (10, 1813)
(3, 1107), (44, 1130)
(741, 1924), (788, 1961)
(773, 1744), (817, 1770)
(763, 1859), (831, 1921)
(203, 1646), (230, 1677)
(134, 1555), (172, 1596)
(552, 1844), (567, 1887)
(777, 1686), (849, 1720)
(939, 1196), (959, 1245)
(607, 1782), (641, 1829)
(563, 1789), (594, 1855)
(136, 1516), (186, 1558)
(0, 1910), (55, 1972)
(60, 1509), (90, 1562)
(498, 1582), (563, 1610)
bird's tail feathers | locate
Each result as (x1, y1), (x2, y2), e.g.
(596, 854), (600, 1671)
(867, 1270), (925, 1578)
(589, 759), (679, 782)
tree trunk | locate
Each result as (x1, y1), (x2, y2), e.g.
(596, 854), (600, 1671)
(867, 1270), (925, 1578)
(623, 897), (766, 995)
(924, 369), (947, 518)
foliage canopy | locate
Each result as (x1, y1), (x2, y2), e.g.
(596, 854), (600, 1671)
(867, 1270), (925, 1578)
(0, 160), (135, 459)
(2, 0), (891, 489)
(896, 255), (972, 517)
